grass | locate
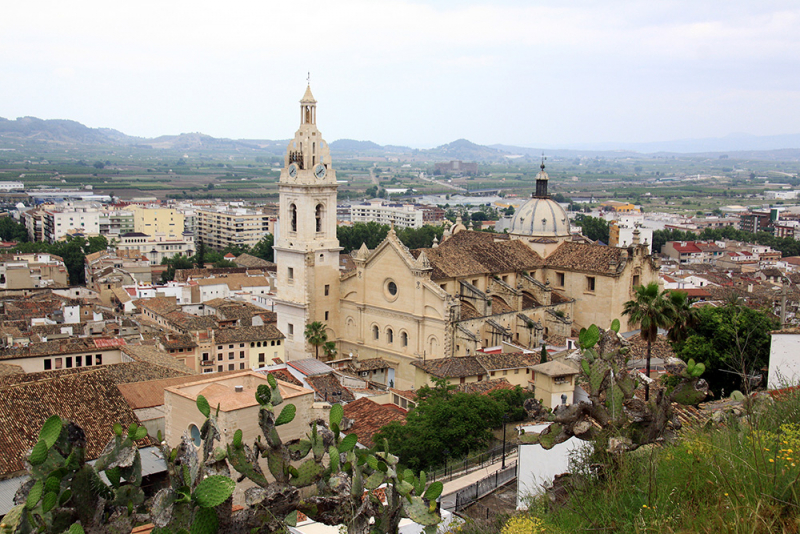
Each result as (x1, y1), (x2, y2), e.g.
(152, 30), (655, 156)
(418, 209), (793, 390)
(526, 390), (800, 533)
(455, 389), (800, 534)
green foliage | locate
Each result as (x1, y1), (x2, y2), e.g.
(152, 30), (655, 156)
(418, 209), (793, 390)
(12, 235), (107, 285)
(0, 217), (29, 243)
(373, 379), (505, 471)
(673, 303), (778, 396)
(531, 390), (800, 533)
(488, 385), (536, 422)
(304, 321), (328, 360)
(573, 214), (609, 243)
(249, 234), (274, 262)
(160, 254), (194, 283)
(337, 222), (444, 254)
(192, 476), (235, 508)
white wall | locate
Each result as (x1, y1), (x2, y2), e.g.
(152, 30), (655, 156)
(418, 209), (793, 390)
(516, 423), (589, 509)
(768, 333), (800, 389)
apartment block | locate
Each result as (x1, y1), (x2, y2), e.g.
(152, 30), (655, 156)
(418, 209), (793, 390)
(197, 207), (272, 250)
(350, 200), (425, 229)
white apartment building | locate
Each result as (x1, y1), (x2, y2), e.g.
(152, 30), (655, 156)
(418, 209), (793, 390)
(116, 232), (195, 265)
(42, 208), (101, 242)
(350, 200), (425, 229)
(197, 207), (272, 250)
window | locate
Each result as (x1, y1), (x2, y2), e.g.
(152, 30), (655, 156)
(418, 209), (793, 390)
(491, 371), (495, 377)
(324, 284), (330, 296)
(66, 357), (72, 368)
(502, 370), (508, 376)
(75, 355), (82, 367)
(202, 352), (210, 361)
(387, 281), (397, 296)
(228, 364), (235, 371)
(315, 204), (323, 232)
(373, 325), (379, 340)
(276, 340), (281, 345)
(259, 353), (265, 363)
(288, 267), (294, 280)
(557, 272), (565, 286)
(290, 204), (297, 232)
(460, 377), (466, 384)
(218, 345), (223, 350)
(217, 365), (223, 372)
(228, 352), (234, 360)
(288, 324), (294, 337)
(240, 343), (244, 348)
(387, 328), (394, 344)
(96, 354), (102, 365)
(217, 353), (223, 361)
(633, 274), (640, 287)
(55, 357), (62, 369)
(44, 359), (52, 370)
(229, 345), (234, 349)
(587, 276), (596, 292)
(401, 332), (408, 347)
(240, 351), (245, 358)
(325, 311), (329, 321)
(189, 424), (202, 447)
(86, 355), (92, 365)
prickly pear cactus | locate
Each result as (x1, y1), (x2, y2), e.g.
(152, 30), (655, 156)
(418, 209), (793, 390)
(523, 321), (709, 454)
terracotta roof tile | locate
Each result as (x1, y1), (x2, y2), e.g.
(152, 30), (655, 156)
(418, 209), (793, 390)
(545, 241), (629, 275)
(0, 369), (154, 476)
(412, 231), (543, 280)
(214, 325), (284, 344)
(411, 356), (486, 379)
(343, 398), (405, 448)
(305, 373), (355, 402)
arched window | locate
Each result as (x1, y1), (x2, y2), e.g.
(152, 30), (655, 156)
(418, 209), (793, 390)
(315, 204), (323, 233)
(373, 325), (379, 340)
(290, 204), (297, 232)
(400, 332), (408, 347)
(387, 328), (394, 344)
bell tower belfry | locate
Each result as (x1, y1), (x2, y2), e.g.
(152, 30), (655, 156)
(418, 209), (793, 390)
(273, 85), (341, 360)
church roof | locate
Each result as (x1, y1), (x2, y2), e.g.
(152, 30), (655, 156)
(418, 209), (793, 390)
(545, 241), (628, 275)
(301, 85), (317, 103)
(412, 231), (543, 280)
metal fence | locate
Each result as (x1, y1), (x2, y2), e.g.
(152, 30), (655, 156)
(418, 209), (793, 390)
(452, 462), (518, 512)
(429, 444), (517, 483)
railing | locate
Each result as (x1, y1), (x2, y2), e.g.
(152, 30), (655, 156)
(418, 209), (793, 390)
(429, 443), (517, 483)
(199, 360), (214, 367)
(452, 462), (517, 512)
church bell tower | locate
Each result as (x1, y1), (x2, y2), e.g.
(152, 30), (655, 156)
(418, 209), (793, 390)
(273, 85), (341, 360)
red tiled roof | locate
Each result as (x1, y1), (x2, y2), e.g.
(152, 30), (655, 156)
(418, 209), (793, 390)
(343, 397), (406, 448)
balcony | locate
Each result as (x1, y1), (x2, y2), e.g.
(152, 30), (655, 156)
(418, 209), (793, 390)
(200, 359), (214, 367)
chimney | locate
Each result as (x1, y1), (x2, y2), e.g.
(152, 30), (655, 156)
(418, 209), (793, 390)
(235, 385), (244, 393)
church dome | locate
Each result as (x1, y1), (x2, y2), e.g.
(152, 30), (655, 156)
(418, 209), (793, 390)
(508, 197), (571, 238)
(508, 158), (571, 238)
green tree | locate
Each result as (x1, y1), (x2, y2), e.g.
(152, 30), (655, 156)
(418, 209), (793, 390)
(160, 254), (194, 283)
(540, 344), (548, 364)
(304, 321), (328, 360)
(373, 379), (504, 471)
(623, 283), (675, 401)
(574, 215), (610, 243)
(674, 304), (778, 396)
(195, 237), (206, 268)
(250, 234), (275, 262)
(666, 290), (697, 345)
(0, 217), (29, 243)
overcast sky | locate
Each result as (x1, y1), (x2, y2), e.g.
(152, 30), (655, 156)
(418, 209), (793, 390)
(2, 1), (799, 148)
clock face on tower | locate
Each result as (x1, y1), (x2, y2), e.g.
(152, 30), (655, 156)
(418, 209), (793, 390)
(288, 163), (298, 179)
(314, 164), (327, 180)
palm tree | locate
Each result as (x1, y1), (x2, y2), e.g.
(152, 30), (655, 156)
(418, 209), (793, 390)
(622, 283), (675, 401)
(304, 321), (328, 360)
(322, 341), (337, 361)
(666, 290), (697, 345)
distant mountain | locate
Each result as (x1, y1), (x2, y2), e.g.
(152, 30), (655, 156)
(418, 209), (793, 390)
(0, 116), (137, 146)
(3, 115), (800, 161)
(427, 139), (509, 161)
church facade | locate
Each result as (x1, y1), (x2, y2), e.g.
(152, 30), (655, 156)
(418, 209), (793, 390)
(274, 87), (659, 389)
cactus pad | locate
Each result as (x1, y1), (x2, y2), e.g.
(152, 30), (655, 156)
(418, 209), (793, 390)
(193, 475), (235, 508)
(290, 459), (323, 487)
(404, 496), (440, 526)
(275, 404), (296, 426)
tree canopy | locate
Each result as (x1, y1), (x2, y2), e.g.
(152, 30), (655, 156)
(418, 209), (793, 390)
(672, 303), (778, 396)
(574, 215), (610, 243)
